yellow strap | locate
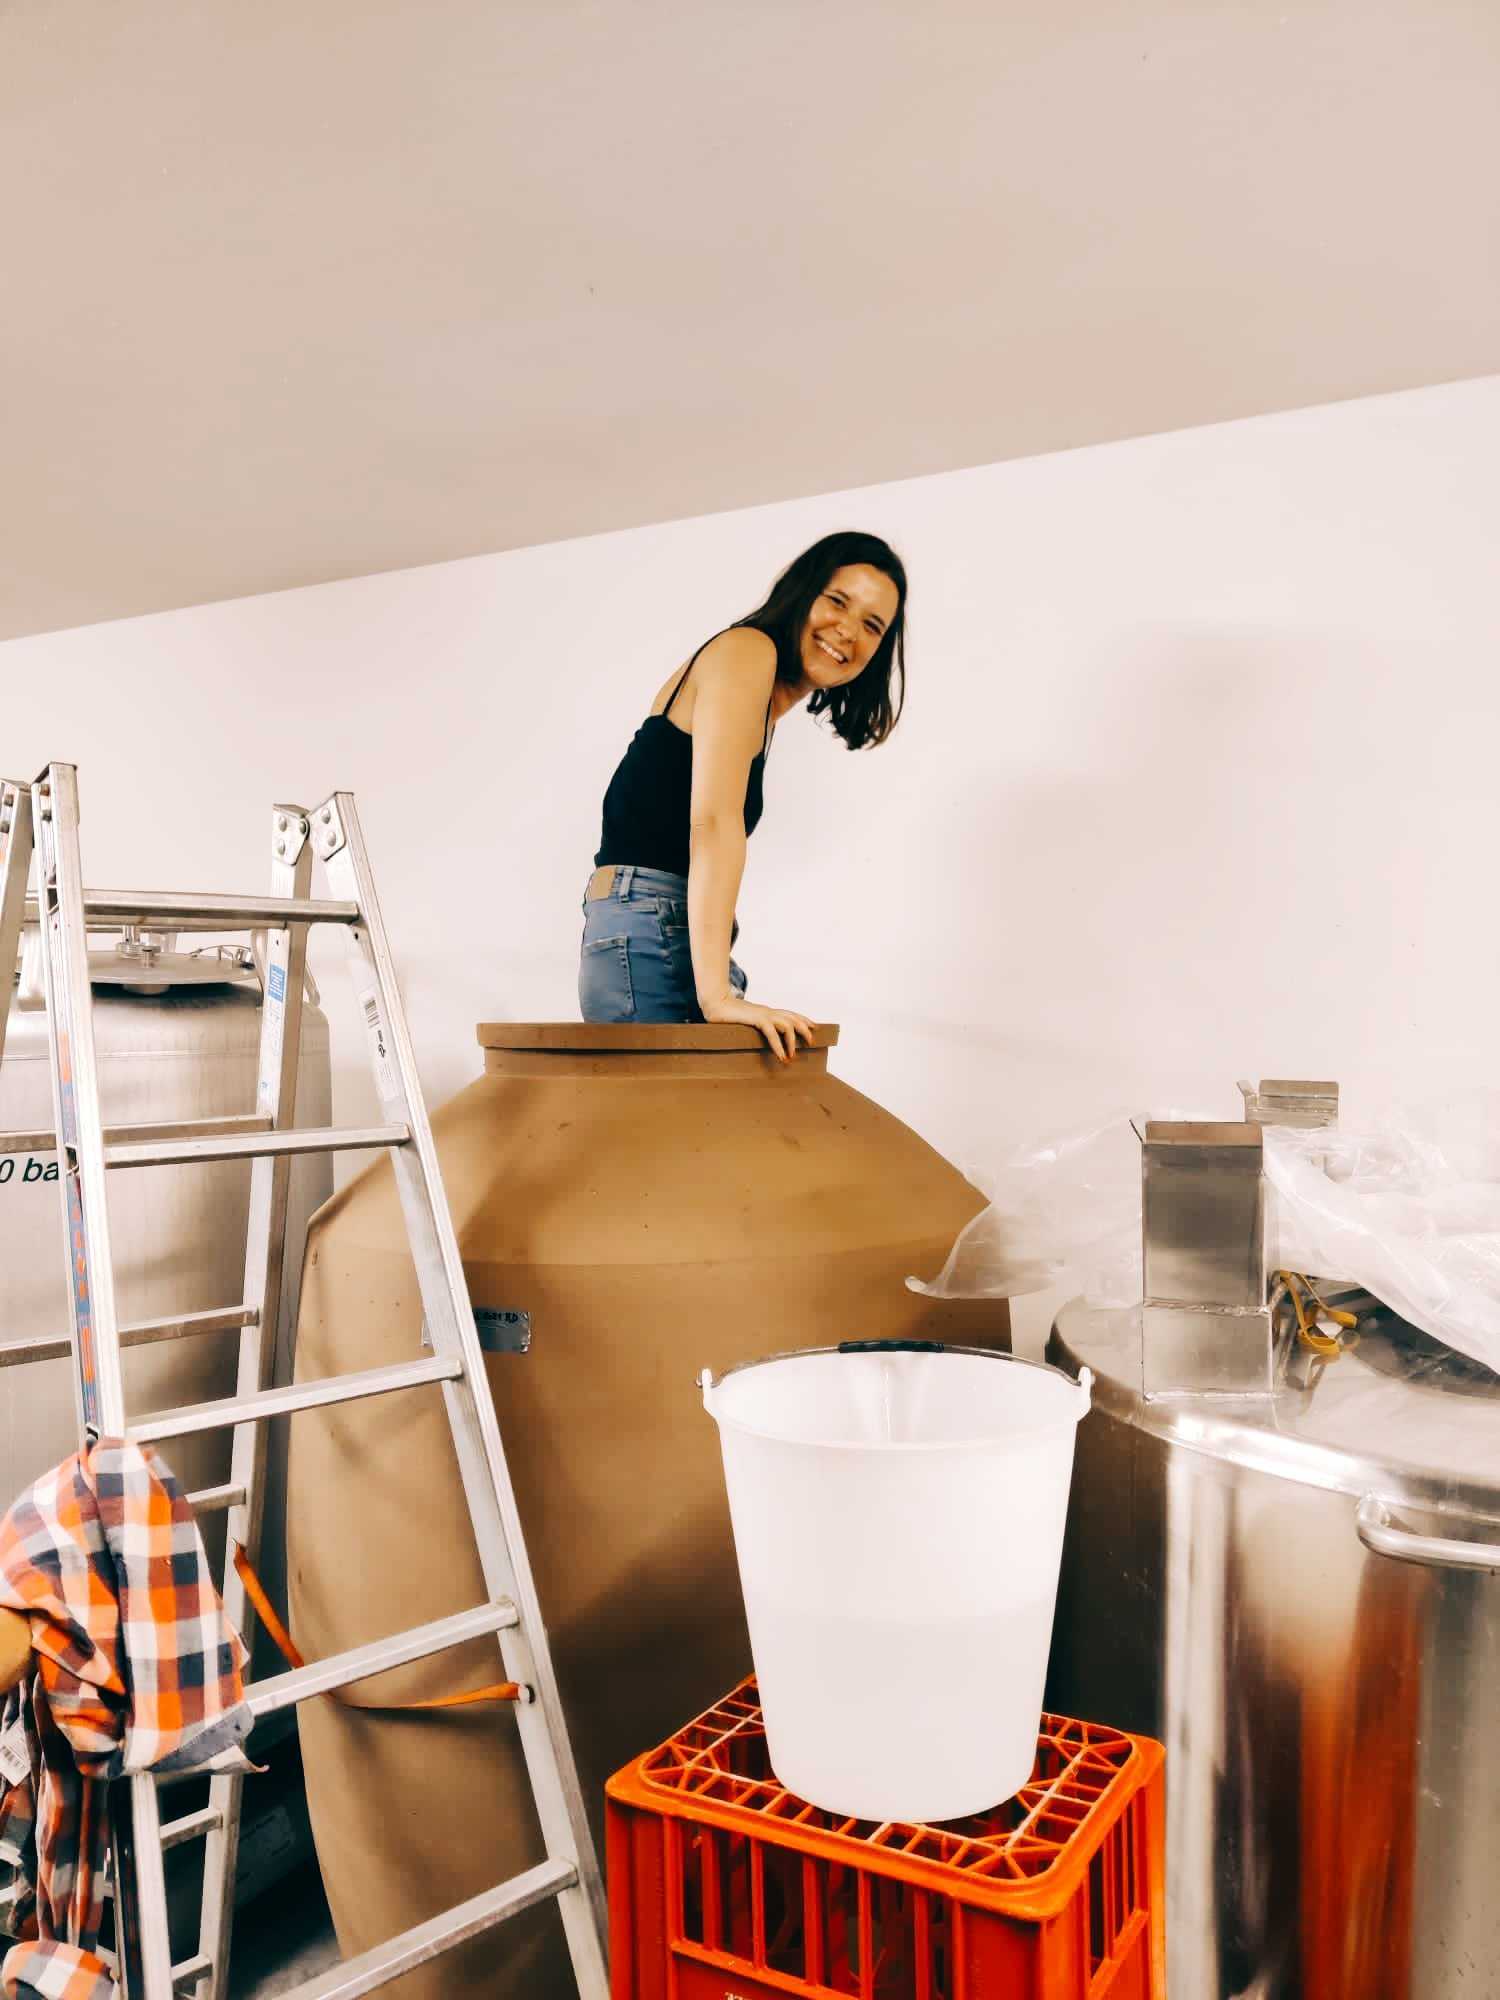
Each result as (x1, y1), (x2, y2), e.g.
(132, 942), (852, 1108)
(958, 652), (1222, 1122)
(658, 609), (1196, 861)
(232, 1543), (522, 1712)
(1278, 1271), (1346, 1357)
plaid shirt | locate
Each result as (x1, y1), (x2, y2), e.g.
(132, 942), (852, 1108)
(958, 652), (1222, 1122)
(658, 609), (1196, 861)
(0, 1442), (254, 2000)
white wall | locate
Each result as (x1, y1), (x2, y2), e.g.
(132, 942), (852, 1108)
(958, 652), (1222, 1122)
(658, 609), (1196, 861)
(5, 377), (1498, 1342)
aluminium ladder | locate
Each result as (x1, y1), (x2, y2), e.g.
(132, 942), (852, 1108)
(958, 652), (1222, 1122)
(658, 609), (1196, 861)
(0, 763), (609, 2000)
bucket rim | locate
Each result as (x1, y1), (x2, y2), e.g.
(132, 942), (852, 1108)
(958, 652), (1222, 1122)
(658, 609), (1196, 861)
(700, 1342), (1093, 1452)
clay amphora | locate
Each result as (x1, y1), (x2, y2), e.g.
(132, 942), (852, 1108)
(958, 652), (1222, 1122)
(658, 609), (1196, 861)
(287, 1024), (1008, 1995)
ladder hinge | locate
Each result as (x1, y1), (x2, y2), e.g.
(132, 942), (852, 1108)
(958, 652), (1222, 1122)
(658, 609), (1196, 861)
(311, 797), (347, 862)
(273, 808), (310, 867)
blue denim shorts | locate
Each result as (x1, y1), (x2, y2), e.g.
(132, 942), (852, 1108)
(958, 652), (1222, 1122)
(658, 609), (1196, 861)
(579, 866), (748, 1024)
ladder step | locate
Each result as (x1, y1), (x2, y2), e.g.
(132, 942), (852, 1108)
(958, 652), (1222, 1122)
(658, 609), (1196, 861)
(161, 1806), (224, 1853)
(128, 1356), (461, 1444)
(245, 1599), (520, 1721)
(273, 1858), (575, 1999)
(0, 1305), (257, 1371)
(0, 1113), (272, 1157)
(185, 1482), (247, 1515)
(107, 1124), (409, 1170)
(171, 1952), (212, 1993)
(24, 890), (361, 931)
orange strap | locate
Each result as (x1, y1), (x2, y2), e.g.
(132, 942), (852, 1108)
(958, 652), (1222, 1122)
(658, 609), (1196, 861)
(232, 1543), (523, 1711)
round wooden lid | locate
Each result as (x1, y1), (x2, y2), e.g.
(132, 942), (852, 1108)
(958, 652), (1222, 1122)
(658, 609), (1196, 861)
(475, 1022), (840, 1052)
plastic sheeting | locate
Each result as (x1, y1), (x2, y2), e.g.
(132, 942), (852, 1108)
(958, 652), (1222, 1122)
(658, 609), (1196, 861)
(908, 1117), (1146, 1310)
(911, 1096), (1500, 1376)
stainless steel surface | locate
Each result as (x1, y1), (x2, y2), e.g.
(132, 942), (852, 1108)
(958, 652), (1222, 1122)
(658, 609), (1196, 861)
(1049, 1295), (1500, 1998)
(1356, 1493), (1500, 1574)
(1238, 1076), (1340, 1128)
(1138, 1302), (1273, 1398)
(1142, 1121), (1266, 1307)
(244, 1600), (520, 1721)
(15, 929), (260, 1009)
(1141, 1120), (1272, 1397)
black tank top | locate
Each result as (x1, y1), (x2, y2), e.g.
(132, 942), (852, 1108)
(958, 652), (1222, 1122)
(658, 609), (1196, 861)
(593, 636), (774, 875)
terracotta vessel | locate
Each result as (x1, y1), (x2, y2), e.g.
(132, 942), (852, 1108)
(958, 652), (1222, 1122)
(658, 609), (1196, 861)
(287, 1024), (1007, 1995)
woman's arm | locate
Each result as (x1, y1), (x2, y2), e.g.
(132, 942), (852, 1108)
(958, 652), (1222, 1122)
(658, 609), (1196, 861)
(686, 631), (814, 1062)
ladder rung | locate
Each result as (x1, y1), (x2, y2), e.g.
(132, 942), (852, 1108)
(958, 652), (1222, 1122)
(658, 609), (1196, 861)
(273, 1858), (575, 1999)
(0, 1334), (72, 1368)
(172, 1953), (212, 1994)
(185, 1482), (247, 1515)
(0, 1113), (272, 1157)
(0, 1333), (73, 1368)
(0, 1306), (257, 1371)
(128, 1356), (461, 1444)
(24, 890), (361, 931)
(0, 1131), (52, 1159)
(161, 1806), (224, 1853)
(106, 1124), (409, 1170)
(245, 1599), (520, 1721)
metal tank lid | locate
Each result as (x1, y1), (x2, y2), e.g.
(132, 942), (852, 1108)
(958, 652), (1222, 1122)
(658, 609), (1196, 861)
(475, 1022), (841, 1051)
(15, 926), (261, 1002)
(1050, 1295), (1500, 1522)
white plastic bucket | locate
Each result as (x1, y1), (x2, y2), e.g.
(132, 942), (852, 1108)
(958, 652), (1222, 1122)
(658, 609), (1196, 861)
(701, 1341), (1092, 1823)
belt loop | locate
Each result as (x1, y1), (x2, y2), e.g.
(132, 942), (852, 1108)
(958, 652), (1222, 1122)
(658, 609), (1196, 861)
(617, 865), (634, 898)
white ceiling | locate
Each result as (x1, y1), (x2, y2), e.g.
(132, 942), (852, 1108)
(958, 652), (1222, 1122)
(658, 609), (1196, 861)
(3, 0), (1497, 642)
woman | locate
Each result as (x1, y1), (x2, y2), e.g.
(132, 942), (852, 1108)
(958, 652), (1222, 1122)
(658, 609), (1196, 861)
(580, 530), (907, 1060)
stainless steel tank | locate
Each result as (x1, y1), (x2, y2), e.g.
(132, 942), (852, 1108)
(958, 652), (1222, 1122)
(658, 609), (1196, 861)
(1047, 1295), (1500, 1999)
(1, 928), (332, 1540)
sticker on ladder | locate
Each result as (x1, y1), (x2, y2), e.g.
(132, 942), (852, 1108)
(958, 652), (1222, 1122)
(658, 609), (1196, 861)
(362, 993), (400, 1105)
(259, 961), (286, 1100)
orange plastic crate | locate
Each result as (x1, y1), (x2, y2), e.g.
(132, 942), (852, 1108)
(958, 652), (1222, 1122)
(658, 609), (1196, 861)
(606, 1678), (1165, 2000)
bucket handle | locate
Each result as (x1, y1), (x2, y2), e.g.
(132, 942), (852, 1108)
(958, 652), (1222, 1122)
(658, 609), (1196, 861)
(701, 1348), (1094, 1414)
(837, 1338), (945, 1355)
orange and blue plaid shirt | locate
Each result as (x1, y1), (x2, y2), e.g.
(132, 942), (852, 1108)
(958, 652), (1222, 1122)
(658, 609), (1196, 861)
(0, 1441), (254, 1999)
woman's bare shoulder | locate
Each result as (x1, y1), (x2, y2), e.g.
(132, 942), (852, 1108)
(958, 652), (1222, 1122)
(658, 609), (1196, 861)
(652, 627), (777, 725)
(694, 627), (777, 693)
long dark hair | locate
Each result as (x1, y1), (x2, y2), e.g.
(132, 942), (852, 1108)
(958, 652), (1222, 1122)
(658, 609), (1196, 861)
(733, 531), (908, 749)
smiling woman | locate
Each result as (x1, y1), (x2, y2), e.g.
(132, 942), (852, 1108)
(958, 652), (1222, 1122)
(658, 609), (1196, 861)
(580, 531), (908, 1058)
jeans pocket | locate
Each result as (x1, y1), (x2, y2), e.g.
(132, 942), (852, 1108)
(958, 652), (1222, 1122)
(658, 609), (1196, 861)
(578, 935), (634, 1022)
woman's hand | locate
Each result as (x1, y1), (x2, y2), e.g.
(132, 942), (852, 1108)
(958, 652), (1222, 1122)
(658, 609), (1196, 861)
(701, 991), (815, 1063)
(0, 1606), (30, 1695)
